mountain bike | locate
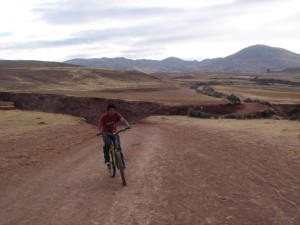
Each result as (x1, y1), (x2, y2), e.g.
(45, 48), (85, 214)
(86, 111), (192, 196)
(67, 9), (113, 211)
(97, 127), (130, 186)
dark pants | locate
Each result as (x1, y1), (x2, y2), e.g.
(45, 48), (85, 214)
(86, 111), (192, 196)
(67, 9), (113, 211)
(102, 135), (121, 162)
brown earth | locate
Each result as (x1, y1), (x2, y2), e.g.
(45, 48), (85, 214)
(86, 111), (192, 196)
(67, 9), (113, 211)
(0, 63), (300, 224)
(1, 112), (299, 225)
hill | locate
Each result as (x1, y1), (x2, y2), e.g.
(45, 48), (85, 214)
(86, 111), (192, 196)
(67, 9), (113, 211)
(0, 64), (164, 93)
(200, 45), (300, 72)
(0, 60), (79, 68)
(65, 57), (202, 73)
(65, 45), (300, 73)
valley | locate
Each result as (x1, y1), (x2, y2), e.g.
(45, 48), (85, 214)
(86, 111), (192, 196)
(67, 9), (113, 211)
(0, 60), (299, 225)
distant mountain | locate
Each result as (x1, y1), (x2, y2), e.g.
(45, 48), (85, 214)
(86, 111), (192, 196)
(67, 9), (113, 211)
(0, 60), (78, 68)
(65, 57), (201, 73)
(200, 45), (300, 72)
(65, 45), (300, 73)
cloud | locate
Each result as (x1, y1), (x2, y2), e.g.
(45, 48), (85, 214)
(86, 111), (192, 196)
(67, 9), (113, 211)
(33, 0), (182, 25)
(0, 32), (12, 37)
(0, 0), (299, 61)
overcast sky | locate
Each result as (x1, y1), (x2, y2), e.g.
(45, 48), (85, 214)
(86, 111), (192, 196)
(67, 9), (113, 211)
(0, 0), (299, 62)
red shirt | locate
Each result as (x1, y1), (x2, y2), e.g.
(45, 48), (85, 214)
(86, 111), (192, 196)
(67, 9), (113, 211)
(100, 112), (123, 133)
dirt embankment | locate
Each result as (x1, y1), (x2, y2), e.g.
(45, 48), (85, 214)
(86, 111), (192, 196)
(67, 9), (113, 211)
(0, 92), (238, 123)
(1, 92), (299, 122)
(0, 92), (180, 125)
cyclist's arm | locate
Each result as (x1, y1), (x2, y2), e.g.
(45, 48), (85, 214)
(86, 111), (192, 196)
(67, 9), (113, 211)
(121, 117), (131, 128)
(99, 125), (103, 133)
(99, 117), (104, 133)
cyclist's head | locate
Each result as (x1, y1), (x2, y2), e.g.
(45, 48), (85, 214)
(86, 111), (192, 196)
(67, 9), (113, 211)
(107, 103), (117, 111)
(107, 103), (117, 115)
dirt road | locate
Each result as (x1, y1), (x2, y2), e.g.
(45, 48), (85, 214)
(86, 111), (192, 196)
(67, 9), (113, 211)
(1, 116), (299, 225)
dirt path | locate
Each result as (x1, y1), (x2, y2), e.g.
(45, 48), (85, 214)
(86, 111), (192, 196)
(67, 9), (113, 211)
(1, 117), (299, 225)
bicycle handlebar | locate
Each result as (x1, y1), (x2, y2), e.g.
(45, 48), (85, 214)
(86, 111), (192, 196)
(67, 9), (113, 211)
(96, 127), (131, 136)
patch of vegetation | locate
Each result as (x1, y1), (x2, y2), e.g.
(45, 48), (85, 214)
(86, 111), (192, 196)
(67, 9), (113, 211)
(262, 101), (273, 107)
(201, 86), (216, 96)
(243, 98), (274, 107)
(224, 114), (243, 119)
(196, 86), (227, 99)
(175, 105), (190, 115)
(212, 91), (225, 98)
(226, 94), (241, 104)
(189, 110), (213, 119)
(289, 114), (300, 121)
(243, 114), (256, 119)
(224, 113), (256, 120)
(244, 98), (260, 103)
(261, 109), (276, 118)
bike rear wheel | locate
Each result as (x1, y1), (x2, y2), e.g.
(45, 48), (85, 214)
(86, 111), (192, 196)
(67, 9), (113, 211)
(108, 151), (116, 177)
(116, 151), (126, 186)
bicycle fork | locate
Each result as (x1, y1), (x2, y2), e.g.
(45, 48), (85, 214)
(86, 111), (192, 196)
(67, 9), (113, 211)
(109, 144), (117, 166)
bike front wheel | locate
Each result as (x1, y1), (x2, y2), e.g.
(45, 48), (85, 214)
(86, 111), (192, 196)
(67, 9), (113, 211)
(108, 150), (116, 177)
(116, 151), (126, 186)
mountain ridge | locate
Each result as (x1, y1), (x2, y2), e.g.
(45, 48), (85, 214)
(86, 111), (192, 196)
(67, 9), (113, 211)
(65, 45), (300, 73)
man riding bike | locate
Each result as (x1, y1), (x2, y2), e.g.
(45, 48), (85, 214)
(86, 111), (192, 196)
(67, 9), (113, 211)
(99, 103), (131, 165)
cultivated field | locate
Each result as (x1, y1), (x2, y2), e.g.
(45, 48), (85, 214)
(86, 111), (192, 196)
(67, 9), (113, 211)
(0, 66), (225, 105)
(1, 65), (300, 106)
(154, 71), (300, 104)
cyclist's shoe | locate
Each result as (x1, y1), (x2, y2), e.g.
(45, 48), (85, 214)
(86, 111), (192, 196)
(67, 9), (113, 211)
(105, 160), (110, 166)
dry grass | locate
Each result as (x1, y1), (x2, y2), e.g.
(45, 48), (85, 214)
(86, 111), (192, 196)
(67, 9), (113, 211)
(0, 67), (164, 92)
(90, 87), (226, 105)
(213, 85), (300, 103)
(0, 110), (95, 183)
(0, 110), (84, 137)
(145, 115), (300, 150)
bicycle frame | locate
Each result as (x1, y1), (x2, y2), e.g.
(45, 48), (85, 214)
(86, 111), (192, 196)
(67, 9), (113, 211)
(109, 144), (117, 168)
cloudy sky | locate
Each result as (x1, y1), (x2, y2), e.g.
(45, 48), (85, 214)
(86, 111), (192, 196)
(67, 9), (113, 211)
(0, 0), (299, 62)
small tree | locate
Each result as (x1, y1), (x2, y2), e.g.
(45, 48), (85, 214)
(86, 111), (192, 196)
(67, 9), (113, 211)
(227, 94), (241, 104)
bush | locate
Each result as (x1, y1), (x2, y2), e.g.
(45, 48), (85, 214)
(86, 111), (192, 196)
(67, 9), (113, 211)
(213, 91), (225, 98)
(202, 86), (216, 96)
(175, 105), (190, 115)
(227, 94), (241, 103)
(224, 114), (243, 119)
(244, 98), (260, 103)
(244, 114), (255, 119)
(262, 101), (273, 107)
(200, 86), (227, 99)
(289, 114), (300, 121)
(261, 109), (276, 118)
(189, 110), (212, 119)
